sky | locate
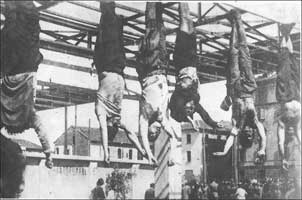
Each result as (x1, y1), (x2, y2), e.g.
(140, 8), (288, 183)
(1, 1), (301, 148)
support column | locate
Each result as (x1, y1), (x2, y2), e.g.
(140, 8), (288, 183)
(154, 130), (182, 199)
(201, 131), (207, 184)
(233, 136), (239, 185)
(64, 106), (68, 155)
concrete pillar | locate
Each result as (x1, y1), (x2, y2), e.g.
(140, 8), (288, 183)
(154, 130), (182, 199)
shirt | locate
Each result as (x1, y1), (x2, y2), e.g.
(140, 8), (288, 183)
(235, 187), (247, 200)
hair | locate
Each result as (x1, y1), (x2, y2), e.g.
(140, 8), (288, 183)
(97, 178), (104, 186)
(0, 134), (26, 198)
(150, 183), (155, 188)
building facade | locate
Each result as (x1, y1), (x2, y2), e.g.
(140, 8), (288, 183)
(54, 126), (147, 164)
(181, 121), (231, 183)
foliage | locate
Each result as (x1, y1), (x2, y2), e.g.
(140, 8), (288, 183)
(106, 168), (135, 199)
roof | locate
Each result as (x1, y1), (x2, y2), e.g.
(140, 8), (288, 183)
(54, 126), (134, 146)
(12, 139), (42, 150)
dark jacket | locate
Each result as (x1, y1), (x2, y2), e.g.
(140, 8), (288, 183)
(91, 186), (105, 200)
(144, 187), (155, 200)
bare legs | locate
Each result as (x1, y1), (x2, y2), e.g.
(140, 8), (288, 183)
(95, 103), (109, 163)
(95, 100), (146, 163)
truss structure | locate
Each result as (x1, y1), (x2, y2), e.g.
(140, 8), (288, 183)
(0, 1), (300, 110)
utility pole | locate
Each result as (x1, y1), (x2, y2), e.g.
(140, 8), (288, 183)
(64, 106), (68, 155)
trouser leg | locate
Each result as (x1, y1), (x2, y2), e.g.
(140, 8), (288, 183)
(173, 3), (197, 74)
(226, 13), (240, 97)
(95, 2), (125, 74)
(137, 2), (167, 79)
(236, 12), (257, 95)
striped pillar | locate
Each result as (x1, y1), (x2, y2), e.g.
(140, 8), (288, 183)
(154, 129), (182, 199)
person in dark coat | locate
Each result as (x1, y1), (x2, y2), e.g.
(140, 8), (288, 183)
(144, 183), (155, 200)
(90, 178), (106, 200)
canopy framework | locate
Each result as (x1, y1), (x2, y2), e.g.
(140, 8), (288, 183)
(0, 1), (300, 111)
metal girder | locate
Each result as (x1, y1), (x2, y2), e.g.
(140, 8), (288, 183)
(38, 80), (140, 101)
(36, 1), (61, 11)
(39, 38), (225, 80)
(36, 2), (293, 57)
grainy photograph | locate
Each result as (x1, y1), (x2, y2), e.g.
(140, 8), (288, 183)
(0, 1), (301, 199)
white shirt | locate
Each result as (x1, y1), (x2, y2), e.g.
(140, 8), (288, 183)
(235, 187), (247, 200)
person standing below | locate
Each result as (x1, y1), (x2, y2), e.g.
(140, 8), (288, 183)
(182, 181), (191, 200)
(275, 23), (301, 171)
(235, 183), (247, 200)
(93, 1), (146, 163)
(213, 10), (266, 163)
(90, 178), (106, 200)
(144, 183), (155, 200)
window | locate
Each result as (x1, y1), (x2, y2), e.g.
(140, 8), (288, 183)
(56, 147), (59, 154)
(118, 148), (122, 159)
(72, 135), (76, 145)
(187, 134), (191, 144)
(187, 151), (191, 162)
(129, 149), (133, 160)
(137, 151), (143, 160)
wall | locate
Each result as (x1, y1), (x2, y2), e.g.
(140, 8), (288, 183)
(154, 126), (182, 199)
(74, 132), (89, 156)
(20, 152), (154, 199)
(182, 128), (202, 178)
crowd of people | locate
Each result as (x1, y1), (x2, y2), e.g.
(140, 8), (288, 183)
(181, 176), (300, 200)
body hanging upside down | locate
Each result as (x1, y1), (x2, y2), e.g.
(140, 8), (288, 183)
(136, 2), (177, 165)
(275, 23), (301, 171)
(1, 0), (53, 197)
(213, 10), (266, 164)
(168, 3), (223, 130)
(93, 2), (146, 164)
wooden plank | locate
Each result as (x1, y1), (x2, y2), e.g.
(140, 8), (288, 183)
(37, 1), (61, 11)
(40, 39), (226, 80)
(154, 127), (182, 199)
